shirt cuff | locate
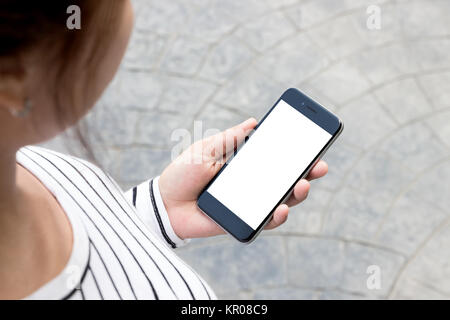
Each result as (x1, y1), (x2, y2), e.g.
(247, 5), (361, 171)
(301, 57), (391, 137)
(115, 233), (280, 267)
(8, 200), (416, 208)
(152, 176), (191, 248)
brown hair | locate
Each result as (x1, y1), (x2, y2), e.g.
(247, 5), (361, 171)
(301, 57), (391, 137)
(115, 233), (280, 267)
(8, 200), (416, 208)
(0, 0), (125, 160)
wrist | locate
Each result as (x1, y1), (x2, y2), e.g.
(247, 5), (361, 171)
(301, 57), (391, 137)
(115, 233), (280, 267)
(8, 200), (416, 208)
(153, 176), (190, 245)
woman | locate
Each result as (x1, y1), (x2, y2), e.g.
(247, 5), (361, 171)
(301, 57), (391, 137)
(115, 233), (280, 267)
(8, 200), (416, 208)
(0, 1), (329, 299)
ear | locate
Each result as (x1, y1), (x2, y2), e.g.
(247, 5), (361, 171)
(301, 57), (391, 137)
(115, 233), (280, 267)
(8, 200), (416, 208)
(0, 59), (27, 116)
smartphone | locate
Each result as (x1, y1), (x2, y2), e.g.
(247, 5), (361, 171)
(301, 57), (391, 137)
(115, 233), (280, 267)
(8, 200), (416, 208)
(197, 88), (343, 243)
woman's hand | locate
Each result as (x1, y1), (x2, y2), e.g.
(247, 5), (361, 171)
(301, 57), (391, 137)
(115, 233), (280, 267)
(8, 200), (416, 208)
(159, 118), (328, 240)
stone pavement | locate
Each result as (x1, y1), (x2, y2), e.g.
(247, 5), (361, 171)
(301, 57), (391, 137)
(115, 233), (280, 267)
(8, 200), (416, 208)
(44, 0), (450, 299)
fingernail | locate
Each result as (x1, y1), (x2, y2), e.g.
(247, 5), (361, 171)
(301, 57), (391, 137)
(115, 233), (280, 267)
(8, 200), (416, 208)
(241, 117), (256, 130)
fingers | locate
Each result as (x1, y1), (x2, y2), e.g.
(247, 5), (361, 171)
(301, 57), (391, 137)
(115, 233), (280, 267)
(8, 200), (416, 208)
(206, 118), (257, 161)
(306, 160), (328, 181)
(260, 160), (329, 231)
(284, 179), (310, 207)
(264, 204), (289, 230)
(283, 160), (327, 206)
(264, 178), (311, 230)
(263, 161), (329, 230)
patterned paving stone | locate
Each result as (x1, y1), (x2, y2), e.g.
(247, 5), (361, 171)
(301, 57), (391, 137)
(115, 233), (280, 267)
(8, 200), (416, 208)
(390, 221), (450, 299)
(286, 237), (345, 288)
(346, 150), (413, 204)
(86, 104), (141, 147)
(425, 110), (450, 147)
(235, 11), (296, 53)
(340, 242), (405, 298)
(133, 0), (192, 35)
(318, 290), (369, 300)
(41, 0), (450, 299)
(350, 2), (402, 47)
(373, 78), (433, 125)
(418, 73), (450, 110)
(373, 190), (448, 255)
(391, 277), (450, 300)
(220, 290), (254, 300)
(134, 111), (194, 148)
(276, 185), (332, 235)
(394, 0), (450, 40)
(124, 30), (168, 70)
(314, 139), (363, 191)
(415, 40), (450, 73)
(323, 187), (389, 240)
(403, 160), (450, 215)
(213, 64), (288, 118)
(377, 122), (450, 173)
(338, 94), (397, 148)
(156, 76), (217, 115)
(196, 102), (248, 133)
(176, 236), (286, 298)
(264, 0), (299, 10)
(199, 35), (255, 83)
(305, 60), (372, 105)
(160, 36), (210, 76)
(104, 69), (164, 111)
(307, 15), (368, 61)
(255, 33), (329, 86)
(253, 287), (319, 300)
(349, 43), (422, 86)
(117, 147), (172, 189)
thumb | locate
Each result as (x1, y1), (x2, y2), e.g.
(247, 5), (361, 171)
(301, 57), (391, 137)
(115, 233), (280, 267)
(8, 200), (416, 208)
(206, 117), (257, 161)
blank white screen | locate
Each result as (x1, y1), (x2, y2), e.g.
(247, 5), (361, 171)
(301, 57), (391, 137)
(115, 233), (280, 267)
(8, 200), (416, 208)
(207, 99), (332, 230)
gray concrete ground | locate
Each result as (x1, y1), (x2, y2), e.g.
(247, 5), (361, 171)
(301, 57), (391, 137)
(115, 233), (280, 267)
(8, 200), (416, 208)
(44, 0), (450, 299)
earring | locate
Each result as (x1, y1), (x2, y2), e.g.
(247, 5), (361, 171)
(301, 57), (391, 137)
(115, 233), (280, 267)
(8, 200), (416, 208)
(9, 98), (32, 118)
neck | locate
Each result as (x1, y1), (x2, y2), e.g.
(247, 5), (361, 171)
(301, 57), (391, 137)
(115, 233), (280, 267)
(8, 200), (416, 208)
(0, 145), (74, 299)
(0, 147), (19, 213)
(0, 146), (28, 261)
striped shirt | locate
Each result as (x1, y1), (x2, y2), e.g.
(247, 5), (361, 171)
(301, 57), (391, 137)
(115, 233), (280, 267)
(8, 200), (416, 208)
(17, 146), (216, 300)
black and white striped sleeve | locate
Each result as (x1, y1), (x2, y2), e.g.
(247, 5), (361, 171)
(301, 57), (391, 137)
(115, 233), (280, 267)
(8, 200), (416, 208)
(125, 176), (190, 249)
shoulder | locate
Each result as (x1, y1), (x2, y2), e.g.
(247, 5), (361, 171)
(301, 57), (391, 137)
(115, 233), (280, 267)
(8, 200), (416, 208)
(17, 146), (115, 189)
(19, 145), (100, 170)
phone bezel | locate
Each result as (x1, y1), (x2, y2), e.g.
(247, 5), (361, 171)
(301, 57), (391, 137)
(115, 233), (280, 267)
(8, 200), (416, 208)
(197, 88), (344, 243)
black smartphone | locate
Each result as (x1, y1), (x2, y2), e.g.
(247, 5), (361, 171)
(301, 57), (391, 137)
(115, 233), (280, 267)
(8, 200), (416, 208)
(197, 88), (343, 243)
